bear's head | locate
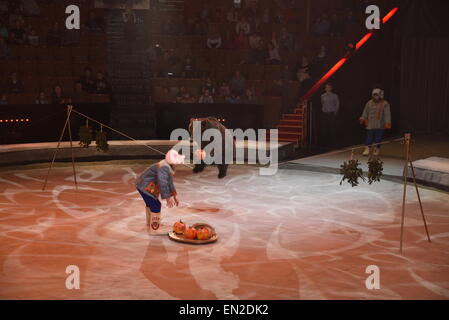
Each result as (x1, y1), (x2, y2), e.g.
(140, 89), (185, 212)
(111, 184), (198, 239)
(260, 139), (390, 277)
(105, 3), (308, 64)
(188, 117), (222, 135)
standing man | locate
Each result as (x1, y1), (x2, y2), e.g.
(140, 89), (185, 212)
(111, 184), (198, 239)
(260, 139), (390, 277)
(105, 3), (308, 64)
(320, 83), (340, 148)
(359, 88), (391, 156)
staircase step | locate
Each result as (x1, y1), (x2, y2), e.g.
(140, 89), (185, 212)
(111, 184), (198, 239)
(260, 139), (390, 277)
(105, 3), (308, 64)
(279, 120), (301, 127)
(278, 137), (300, 143)
(278, 131), (303, 139)
(283, 114), (302, 121)
(277, 125), (303, 132)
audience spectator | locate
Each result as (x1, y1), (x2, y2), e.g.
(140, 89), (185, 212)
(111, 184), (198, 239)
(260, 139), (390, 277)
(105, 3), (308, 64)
(272, 9), (284, 24)
(9, 20), (27, 44)
(233, 30), (249, 49)
(236, 17), (250, 35)
(250, 38), (267, 64)
(279, 27), (294, 50)
(71, 82), (89, 104)
(226, 93), (241, 104)
(176, 86), (187, 102)
(27, 29), (39, 45)
(248, 32), (262, 49)
(243, 87), (256, 103)
(8, 8), (24, 27)
(203, 77), (215, 95)
(226, 7), (238, 23)
(146, 42), (162, 74)
(0, 94), (7, 105)
(35, 91), (49, 104)
(0, 36), (13, 60)
(295, 55), (311, 76)
(222, 29), (234, 49)
(123, 6), (137, 52)
(199, 89), (214, 103)
(312, 45), (327, 79)
(266, 41), (281, 64)
(79, 67), (96, 93)
(207, 31), (222, 49)
(329, 13), (343, 37)
(50, 85), (70, 104)
(262, 8), (271, 24)
(5, 72), (24, 93)
(179, 91), (195, 103)
(95, 72), (110, 94)
(200, 3), (211, 21)
(0, 21), (9, 40)
(313, 14), (331, 36)
(230, 71), (246, 96)
(320, 82), (340, 147)
(218, 82), (231, 97)
(182, 57), (197, 78)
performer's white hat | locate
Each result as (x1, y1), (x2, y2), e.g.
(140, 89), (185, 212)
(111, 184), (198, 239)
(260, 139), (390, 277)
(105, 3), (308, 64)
(372, 88), (384, 98)
(165, 149), (185, 165)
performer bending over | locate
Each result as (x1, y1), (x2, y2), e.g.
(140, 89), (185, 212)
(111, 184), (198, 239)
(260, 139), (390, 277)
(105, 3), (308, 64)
(359, 88), (391, 156)
(135, 150), (184, 234)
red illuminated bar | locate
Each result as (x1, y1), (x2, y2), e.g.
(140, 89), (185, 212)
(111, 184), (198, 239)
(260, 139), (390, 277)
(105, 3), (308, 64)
(301, 7), (399, 101)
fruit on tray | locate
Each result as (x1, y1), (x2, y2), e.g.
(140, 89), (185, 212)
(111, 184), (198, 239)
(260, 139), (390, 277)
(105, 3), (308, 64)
(184, 226), (197, 240)
(173, 220), (186, 234)
(196, 227), (211, 240)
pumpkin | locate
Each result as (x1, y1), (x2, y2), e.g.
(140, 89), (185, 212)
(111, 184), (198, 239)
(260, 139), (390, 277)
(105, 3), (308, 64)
(184, 226), (197, 240)
(196, 227), (211, 240)
(173, 220), (186, 234)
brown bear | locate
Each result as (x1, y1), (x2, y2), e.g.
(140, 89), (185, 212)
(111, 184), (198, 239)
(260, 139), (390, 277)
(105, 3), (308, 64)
(188, 117), (235, 179)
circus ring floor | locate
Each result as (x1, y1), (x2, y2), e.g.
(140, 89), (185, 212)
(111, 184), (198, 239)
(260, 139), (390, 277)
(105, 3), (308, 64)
(1, 161), (449, 300)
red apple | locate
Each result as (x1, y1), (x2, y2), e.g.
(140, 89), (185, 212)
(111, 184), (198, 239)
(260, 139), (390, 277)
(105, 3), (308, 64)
(197, 227), (211, 240)
(173, 220), (186, 235)
(184, 226), (197, 240)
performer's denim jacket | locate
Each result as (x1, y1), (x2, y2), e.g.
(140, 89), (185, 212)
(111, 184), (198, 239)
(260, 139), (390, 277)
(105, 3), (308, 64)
(135, 160), (177, 199)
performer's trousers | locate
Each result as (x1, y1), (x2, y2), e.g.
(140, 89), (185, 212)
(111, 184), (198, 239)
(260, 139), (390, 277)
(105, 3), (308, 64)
(137, 188), (161, 213)
(365, 129), (384, 149)
(320, 112), (337, 148)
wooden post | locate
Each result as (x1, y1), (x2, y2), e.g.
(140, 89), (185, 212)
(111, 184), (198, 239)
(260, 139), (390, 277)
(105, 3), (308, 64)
(42, 105), (78, 191)
(409, 159), (431, 243)
(66, 105), (78, 190)
(42, 105), (73, 191)
(399, 133), (432, 253)
(399, 133), (411, 253)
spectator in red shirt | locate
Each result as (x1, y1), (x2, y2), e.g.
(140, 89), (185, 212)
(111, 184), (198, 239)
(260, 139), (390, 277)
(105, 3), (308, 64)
(79, 67), (96, 93)
(233, 30), (249, 49)
(5, 72), (24, 93)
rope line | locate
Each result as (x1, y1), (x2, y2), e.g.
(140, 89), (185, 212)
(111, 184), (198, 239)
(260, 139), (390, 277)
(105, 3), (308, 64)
(70, 108), (193, 169)
(277, 137), (405, 166)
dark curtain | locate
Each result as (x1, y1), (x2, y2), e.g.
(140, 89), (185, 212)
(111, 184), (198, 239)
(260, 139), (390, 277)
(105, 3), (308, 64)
(396, 0), (449, 135)
(398, 38), (449, 134)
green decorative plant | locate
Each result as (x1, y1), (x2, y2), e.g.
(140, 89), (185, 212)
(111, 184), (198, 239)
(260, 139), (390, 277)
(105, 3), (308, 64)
(367, 157), (383, 184)
(95, 129), (109, 152)
(78, 125), (93, 148)
(340, 159), (365, 187)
